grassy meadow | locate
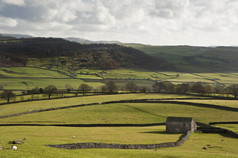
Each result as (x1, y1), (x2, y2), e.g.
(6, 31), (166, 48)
(174, 99), (238, 108)
(0, 93), (237, 157)
(1, 101), (237, 125)
(1, 67), (238, 91)
(0, 66), (238, 157)
(124, 44), (238, 73)
(1, 126), (238, 158)
(0, 93), (199, 116)
(0, 94), (237, 157)
(215, 124), (238, 133)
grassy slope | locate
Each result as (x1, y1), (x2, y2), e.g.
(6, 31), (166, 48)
(0, 67), (68, 78)
(1, 126), (237, 158)
(1, 67), (238, 91)
(1, 102), (237, 124)
(215, 124), (238, 133)
(176, 100), (238, 108)
(0, 94), (238, 157)
(124, 44), (238, 73)
(0, 67), (103, 90)
(0, 93), (196, 116)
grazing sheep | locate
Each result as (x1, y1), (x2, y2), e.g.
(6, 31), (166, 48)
(72, 136), (76, 139)
(12, 146), (17, 150)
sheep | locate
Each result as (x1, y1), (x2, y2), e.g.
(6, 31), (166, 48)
(12, 146), (17, 150)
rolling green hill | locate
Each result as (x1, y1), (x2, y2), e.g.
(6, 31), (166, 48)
(0, 94), (238, 157)
(0, 36), (175, 71)
(125, 44), (238, 72)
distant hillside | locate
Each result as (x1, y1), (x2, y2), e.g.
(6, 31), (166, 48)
(65, 37), (121, 44)
(125, 44), (238, 72)
(1, 33), (32, 38)
(0, 36), (175, 71)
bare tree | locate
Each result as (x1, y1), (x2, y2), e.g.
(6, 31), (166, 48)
(190, 82), (205, 95)
(1, 90), (16, 103)
(139, 86), (150, 93)
(175, 83), (190, 94)
(79, 84), (92, 95)
(228, 84), (238, 98)
(204, 85), (214, 95)
(152, 81), (174, 93)
(125, 82), (138, 92)
(214, 84), (226, 96)
(104, 81), (118, 93)
(44, 85), (58, 99)
(65, 84), (73, 92)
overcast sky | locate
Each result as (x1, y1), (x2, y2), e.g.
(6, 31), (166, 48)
(0, 0), (238, 46)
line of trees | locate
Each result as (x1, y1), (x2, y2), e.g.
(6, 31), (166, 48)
(152, 81), (238, 98)
(1, 81), (238, 103)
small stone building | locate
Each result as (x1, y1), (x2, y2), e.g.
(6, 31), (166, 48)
(166, 117), (197, 133)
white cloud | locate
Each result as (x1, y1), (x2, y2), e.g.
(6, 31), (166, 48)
(0, 0), (238, 46)
(2, 0), (25, 6)
(0, 16), (17, 27)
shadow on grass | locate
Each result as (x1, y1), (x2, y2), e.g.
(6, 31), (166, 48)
(122, 104), (166, 118)
(141, 131), (177, 135)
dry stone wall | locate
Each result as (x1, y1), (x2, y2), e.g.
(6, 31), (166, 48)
(46, 130), (191, 150)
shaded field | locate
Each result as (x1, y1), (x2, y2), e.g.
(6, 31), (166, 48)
(126, 44), (238, 73)
(0, 126), (238, 158)
(176, 100), (238, 108)
(214, 124), (238, 133)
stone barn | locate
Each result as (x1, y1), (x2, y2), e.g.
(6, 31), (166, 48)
(166, 117), (197, 133)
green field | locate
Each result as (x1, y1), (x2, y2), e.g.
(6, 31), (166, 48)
(1, 126), (237, 158)
(0, 93), (199, 116)
(1, 67), (238, 91)
(0, 67), (68, 78)
(124, 44), (238, 73)
(215, 124), (238, 133)
(0, 67), (104, 90)
(0, 66), (238, 157)
(175, 99), (238, 108)
(1, 102), (237, 125)
(0, 93), (238, 157)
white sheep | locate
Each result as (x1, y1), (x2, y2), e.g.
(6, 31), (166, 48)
(12, 146), (17, 150)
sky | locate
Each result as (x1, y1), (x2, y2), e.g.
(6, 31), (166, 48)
(0, 0), (238, 46)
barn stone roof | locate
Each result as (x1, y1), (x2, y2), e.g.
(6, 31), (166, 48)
(166, 117), (194, 123)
